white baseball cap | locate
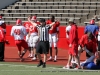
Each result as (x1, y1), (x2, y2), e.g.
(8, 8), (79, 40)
(0, 21), (4, 25)
(69, 18), (74, 22)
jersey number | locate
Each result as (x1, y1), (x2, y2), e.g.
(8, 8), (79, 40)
(14, 29), (21, 35)
(29, 26), (34, 31)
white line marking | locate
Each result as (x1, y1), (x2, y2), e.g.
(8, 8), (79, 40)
(0, 64), (100, 72)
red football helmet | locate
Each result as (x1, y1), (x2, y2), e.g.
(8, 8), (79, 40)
(0, 16), (2, 19)
(90, 20), (95, 24)
(16, 19), (22, 25)
(31, 16), (37, 21)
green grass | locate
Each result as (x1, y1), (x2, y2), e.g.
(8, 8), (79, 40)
(0, 62), (100, 75)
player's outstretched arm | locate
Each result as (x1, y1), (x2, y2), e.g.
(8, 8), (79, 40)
(28, 16), (37, 26)
(49, 19), (59, 27)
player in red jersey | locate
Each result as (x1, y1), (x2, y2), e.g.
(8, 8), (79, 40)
(11, 19), (28, 61)
(0, 16), (6, 34)
(78, 32), (97, 69)
(63, 18), (81, 69)
(46, 15), (60, 62)
(24, 16), (40, 60)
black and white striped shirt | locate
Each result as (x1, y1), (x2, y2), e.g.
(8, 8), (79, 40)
(36, 25), (50, 41)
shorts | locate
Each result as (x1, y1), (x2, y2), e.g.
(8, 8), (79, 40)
(27, 35), (39, 48)
(36, 41), (49, 54)
(15, 40), (28, 51)
(49, 33), (58, 47)
(68, 44), (78, 56)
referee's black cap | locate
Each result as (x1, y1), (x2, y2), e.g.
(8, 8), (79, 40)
(39, 18), (45, 22)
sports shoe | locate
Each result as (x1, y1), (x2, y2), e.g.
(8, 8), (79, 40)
(37, 60), (43, 67)
(20, 58), (24, 62)
(53, 59), (57, 62)
(28, 54), (33, 58)
(42, 63), (46, 68)
(32, 57), (37, 60)
(63, 66), (70, 69)
(48, 58), (53, 61)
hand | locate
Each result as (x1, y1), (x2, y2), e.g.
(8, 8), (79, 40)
(55, 18), (60, 22)
(28, 15), (31, 21)
(66, 35), (69, 39)
(69, 44), (72, 48)
(57, 38), (59, 42)
(5, 40), (10, 45)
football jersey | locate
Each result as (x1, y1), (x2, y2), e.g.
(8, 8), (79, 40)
(46, 20), (60, 34)
(10, 25), (27, 40)
(23, 21), (31, 33)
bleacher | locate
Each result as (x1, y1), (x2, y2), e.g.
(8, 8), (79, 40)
(0, 0), (100, 25)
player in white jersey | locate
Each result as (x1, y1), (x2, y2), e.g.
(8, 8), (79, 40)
(10, 19), (28, 61)
(66, 25), (71, 39)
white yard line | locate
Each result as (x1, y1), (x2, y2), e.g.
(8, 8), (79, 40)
(0, 64), (100, 72)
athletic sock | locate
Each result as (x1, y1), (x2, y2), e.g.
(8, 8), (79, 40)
(54, 55), (57, 60)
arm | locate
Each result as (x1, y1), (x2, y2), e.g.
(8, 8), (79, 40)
(49, 22), (56, 27)
(84, 26), (88, 34)
(23, 27), (27, 36)
(28, 16), (37, 26)
(56, 23), (60, 38)
(10, 27), (14, 36)
(69, 26), (76, 44)
(49, 19), (59, 27)
(84, 46), (94, 56)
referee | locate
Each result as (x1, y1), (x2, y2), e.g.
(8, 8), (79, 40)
(28, 16), (57, 68)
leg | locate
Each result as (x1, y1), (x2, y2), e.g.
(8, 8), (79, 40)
(32, 36), (39, 60)
(71, 44), (81, 69)
(78, 45), (83, 60)
(42, 41), (49, 68)
(28, 47), (32, 57)
(63, 54), (72, 69)
(20, 40), (28, 61)
(16, 44), (22, 60)
(0, 42), (5, 61)
(53, 33), (58, 62)
(74, 55), (81, 68)
(54, 47), (58, 62)
(37, 53), (43, 67)
(36, 42), (43, 67)
(67, 54), (72, 68)
(48, 34), (53, 61)
(20, 49), (27, 58)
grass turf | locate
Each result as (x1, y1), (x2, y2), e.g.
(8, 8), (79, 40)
(0, 62), (100, 75)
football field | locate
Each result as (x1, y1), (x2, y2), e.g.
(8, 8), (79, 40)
(0, 62), (100, 75)
(0, 47), (99, 75)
